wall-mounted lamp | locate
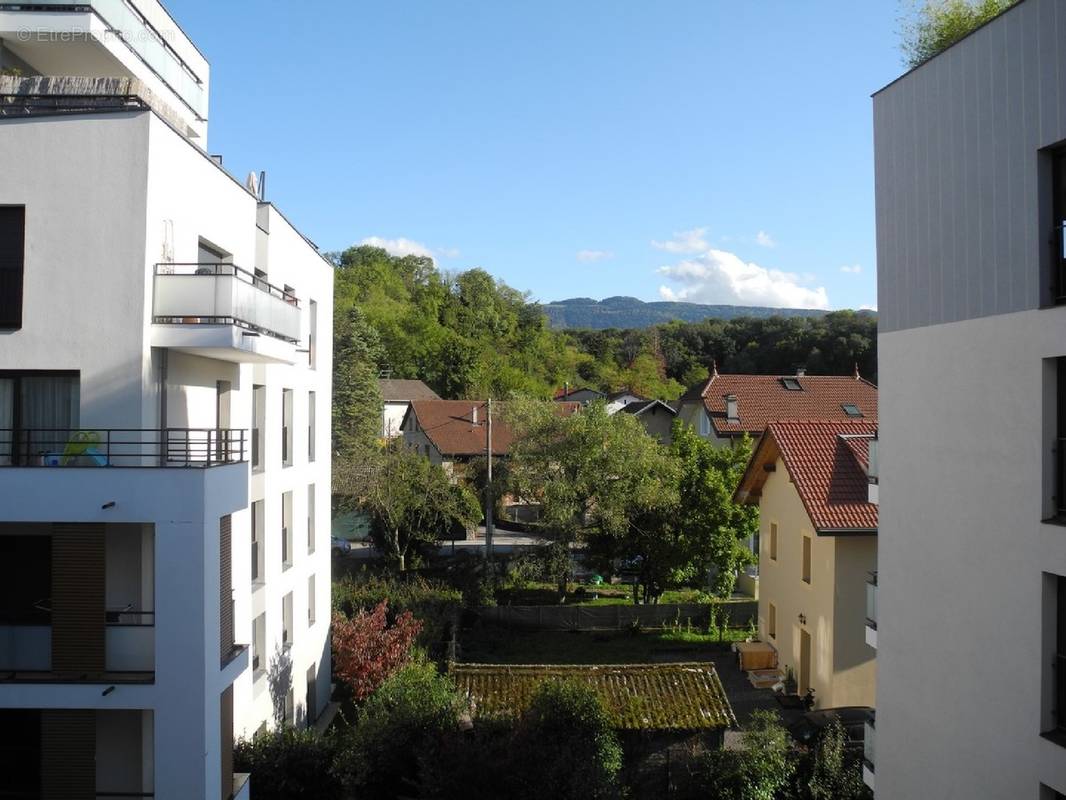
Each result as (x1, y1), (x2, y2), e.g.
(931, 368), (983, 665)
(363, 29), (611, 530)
(798, 613), (807, 625)
(101, 501), (116, 510)
(101, 686), (115, 697)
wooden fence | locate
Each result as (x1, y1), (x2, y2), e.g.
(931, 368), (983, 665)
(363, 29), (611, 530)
(474, 601), (758, 632)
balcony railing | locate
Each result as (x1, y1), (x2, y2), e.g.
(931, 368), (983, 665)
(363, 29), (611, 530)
(863, 714), (875, 773)
(0, 428), (246, 467)
(866, 571), (877, 630)
(153, 263), (301, 344)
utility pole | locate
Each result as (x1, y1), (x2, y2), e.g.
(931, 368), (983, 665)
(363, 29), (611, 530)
(485, 398), (494, 562)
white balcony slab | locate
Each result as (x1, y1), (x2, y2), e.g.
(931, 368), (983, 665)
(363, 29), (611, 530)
(151, 323), (298, 364)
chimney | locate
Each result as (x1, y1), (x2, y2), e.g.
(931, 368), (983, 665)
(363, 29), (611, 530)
(472, 406), (478, 425)
(710, 359), (719, 379)
(796, 366), (806, 377)
(854, 362), (861, 380)
(726, 394), (739, 424)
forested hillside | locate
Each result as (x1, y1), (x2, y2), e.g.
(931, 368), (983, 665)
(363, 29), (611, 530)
(543, 296), (832, 329)
(332, 246), (878, 409)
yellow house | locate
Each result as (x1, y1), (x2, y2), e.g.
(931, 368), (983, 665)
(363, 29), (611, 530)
(735, 420), (877, 710)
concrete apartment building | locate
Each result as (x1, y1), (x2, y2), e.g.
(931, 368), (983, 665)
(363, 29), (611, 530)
(735, 421), (878, 712)
(874, 1), (1066, 797)
(0, 3), (332, 799)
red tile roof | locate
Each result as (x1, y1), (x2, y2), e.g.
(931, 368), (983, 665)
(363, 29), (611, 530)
(736, 420), (878, 533)
(681, 372), (878, 435)
(406, 400), (580, 457)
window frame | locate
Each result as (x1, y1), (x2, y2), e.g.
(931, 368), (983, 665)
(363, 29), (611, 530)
(0, 205), (26, 330)
(802, 535), (812, 585)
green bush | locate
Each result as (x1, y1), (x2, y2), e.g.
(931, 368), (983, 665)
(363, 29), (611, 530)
(335, 662), (461, 800)
(332, 572), (461, 648)
(702, 710), (794, 800)
(233, 727), (342, 800)
(509, 678), (624, 799)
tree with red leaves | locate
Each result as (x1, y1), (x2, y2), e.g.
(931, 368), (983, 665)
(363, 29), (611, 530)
(332, 601), (423, 701)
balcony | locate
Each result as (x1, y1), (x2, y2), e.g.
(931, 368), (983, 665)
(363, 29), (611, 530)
(865, 571), (877, 649)
(863, 713), (875, 790)
(0, 428), (246, 468)
(867, 435), (878, 504)
(152, 264), (302, 364)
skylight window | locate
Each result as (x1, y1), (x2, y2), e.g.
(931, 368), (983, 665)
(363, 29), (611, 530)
(781, 378), (803, 391)
(842, 403), (864, 418)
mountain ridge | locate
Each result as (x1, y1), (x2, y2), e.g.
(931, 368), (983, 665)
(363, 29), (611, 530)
(542, 296), (870, 329)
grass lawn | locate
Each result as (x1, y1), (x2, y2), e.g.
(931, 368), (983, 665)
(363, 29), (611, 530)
(458, 624), (752, 665)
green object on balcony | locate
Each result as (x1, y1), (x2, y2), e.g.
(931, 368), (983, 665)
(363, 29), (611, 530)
(61, 431), (106, 466)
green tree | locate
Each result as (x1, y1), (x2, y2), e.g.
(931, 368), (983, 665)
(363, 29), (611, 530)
(332, 305), (384, 460)
(336, 442), (481, 570)
(510, 679), (624, 799)
(900, 0), (1017, 68)
(703, 710), (795, 800)
(234, 727), (342, 800)
(801, 718), (870, 800)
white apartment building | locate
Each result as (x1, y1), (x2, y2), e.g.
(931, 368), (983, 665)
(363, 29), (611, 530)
(0, 3), (333, 799)
(874, 1), (1066, 798)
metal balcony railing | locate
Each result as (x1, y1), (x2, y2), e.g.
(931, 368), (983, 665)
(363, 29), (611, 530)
(866, 571), (877, 630)
(153, 263), (301, 344)
(0, 428), (246, 467)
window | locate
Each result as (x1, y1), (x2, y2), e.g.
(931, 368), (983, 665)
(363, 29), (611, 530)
(1054, 359), (1066, 520)
(768, 602), (776, 639)
(252, 384), (265, 473)
(281, 491), (293, 570)
(0, 371), (80, 465)
(0, 535), (51, 624)
(251, 500), (264, 583)
(284, 688), (294, 725)
(306, 664), (318, 726)
(769, 522), (778, 561)
(252, 613), (266, 677)
(802, 535), (812, 584)
(780, 377), (803, 391)
(307, 484), (316, 554)
(308, 299), (318, 369)
(842, 403), (864, 418)
(1048, 574), (1066, 743)
(282, 389), (293, 467)
(282, 592), (293, 648)
(0, 207), (26, 329)
(1051, 147), (1066, 304)
(308, 574), (316, 626)
(308, 391), (316, 462)
(699, 412), (711, 437)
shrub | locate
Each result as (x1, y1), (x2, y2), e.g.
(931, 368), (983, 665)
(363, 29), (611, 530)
(796, 718), (871, 800)
(509, 678), (623, 799)
(332, 572), (460, 648)
(335, 662), (461, 800)
(233, 727), (342, 800)
(332, 601), (421, 702)
(702, 709), (795, 800)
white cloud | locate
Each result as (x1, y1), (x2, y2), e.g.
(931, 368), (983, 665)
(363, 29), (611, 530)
(577, 249), (613, 263)
(657, 248), (830, 309)
(859, 303), (878, 311)
(755, 230), (776, 248)
(359, 236), (434, 258)
(840, 264), (863, 274)
(652, 227), (709, 254)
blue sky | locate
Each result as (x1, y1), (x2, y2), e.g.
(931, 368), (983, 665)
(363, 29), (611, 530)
(176, 1), (906, 311)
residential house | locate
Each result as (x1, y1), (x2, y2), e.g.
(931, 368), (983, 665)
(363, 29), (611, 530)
(676, 365), (878, 446)
(553, 386), (605, 404)
(604, 389), (648, 414)
(619, 399), (677, 445)
(734, 421), (877, 711)
(872, 1), (1066, 797)
(379, 378), (440, 439)
(0, 4), (332, 798)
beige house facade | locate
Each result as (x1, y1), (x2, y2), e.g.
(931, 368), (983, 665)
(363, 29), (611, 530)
(736, 420), (877, 710)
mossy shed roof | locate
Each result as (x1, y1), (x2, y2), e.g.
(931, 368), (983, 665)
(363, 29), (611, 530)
(450, 662), (737, 732)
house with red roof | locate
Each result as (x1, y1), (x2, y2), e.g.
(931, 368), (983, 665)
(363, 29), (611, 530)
(676, 364), (878, 446)
(734, 420), (878, 710)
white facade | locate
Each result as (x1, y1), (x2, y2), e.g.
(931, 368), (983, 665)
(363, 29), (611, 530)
(0, 5), (332, 798)
(873, 2), (1066, 797)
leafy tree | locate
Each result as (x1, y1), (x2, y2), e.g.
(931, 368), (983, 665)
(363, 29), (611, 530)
(335, 441), (481, 570)
(510, 679), (624, 799)
(703, 710), (795, 800)
(332, 573), (461, 650)
(331, 601), (422, 702)
(798, 718), (870, 800)
(900, 0), (1017, 68)
(335, 662), (461, 800)
(234, 727), (342, 800)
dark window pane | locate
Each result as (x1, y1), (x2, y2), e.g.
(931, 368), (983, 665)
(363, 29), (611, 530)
(0, 207), (25, 329)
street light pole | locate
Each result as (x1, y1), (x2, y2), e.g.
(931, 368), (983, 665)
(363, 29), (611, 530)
(485, 398), (494, 562)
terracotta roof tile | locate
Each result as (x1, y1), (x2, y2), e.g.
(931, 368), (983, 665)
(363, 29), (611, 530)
(683, 373), (877, 435)
(737, 420), (878, 532)
(408, 400), (579, 457)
